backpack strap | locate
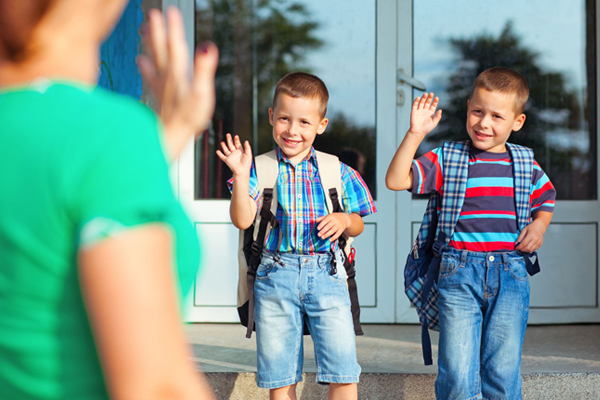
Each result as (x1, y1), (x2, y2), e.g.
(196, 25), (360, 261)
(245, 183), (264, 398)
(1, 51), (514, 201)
(437, 140), (471, 243)
(254, 150), (280, 245)
(418, 140), (470, 365)
(315, 150), (363, 336)
(506, 142), (540, 275)
(506, 143), (534, 231)
(244, 150), (280, 338)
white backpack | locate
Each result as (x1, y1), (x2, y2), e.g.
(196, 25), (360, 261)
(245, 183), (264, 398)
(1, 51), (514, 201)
(236, 150), (362, 338)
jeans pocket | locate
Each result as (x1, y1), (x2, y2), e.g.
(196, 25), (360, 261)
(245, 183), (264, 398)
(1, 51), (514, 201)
(256, 258), (275, 280)
(331, 263), (348, 281)
(509, 259), (529, 282)
(439, 255), (460, 278)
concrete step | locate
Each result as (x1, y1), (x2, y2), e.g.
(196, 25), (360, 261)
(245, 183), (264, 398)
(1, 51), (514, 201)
(204, 372), (600, 400)
(187, 324), (600, 399)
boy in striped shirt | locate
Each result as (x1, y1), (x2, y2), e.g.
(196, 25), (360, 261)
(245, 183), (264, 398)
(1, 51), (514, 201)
(386, 67), (555, 399)
(218, 72), (376, 400)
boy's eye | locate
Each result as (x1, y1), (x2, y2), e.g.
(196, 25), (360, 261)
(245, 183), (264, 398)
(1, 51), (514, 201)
(301, 120), (310, 125)
(493, 114), (503, 119)
(473, 110), (482, 114)
(280, 117), (288, 121)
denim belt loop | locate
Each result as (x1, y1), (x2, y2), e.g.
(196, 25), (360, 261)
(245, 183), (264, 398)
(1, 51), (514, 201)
(501, 253), (509, 264)
(460, 250), (468, 264)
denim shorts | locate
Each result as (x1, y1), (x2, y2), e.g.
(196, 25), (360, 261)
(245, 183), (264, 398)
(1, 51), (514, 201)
(435, 248), (530, 400)
(254, 250), (361, 389)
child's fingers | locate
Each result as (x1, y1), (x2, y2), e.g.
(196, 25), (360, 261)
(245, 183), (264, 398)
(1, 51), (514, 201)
(243, 140), (252, 156)
(220, 140), (231, 155)
(329, 232), (342, 242)
(417, 93), (429, 109)
(234, 135), (242, 149)
(412, 96), (421, 109)
(226, 133), (236, 150)
(318, 225), (335, 239)
(424, 92), (434, 107)
(215, 150), (226, 161)
(433, 109), (443, 124)
(430, 96), (439, 110)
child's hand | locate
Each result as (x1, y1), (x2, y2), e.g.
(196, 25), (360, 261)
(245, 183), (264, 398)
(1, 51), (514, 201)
(408, 93), (442, 138)
(216, 133), (253, 177)
(515, 220), (546, 253)
(316, 213), (351, 242)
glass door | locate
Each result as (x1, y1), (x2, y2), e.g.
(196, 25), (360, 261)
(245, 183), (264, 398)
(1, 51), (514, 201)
(396, 0), (600, 323)
(179, 0), (398, 324)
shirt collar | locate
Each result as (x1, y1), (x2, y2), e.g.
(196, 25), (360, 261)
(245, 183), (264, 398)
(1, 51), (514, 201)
(275, 146), (317, 165)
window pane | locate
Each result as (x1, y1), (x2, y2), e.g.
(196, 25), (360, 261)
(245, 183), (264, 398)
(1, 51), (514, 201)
(414, 0), (596, 200)
(195, 0), (377, 199)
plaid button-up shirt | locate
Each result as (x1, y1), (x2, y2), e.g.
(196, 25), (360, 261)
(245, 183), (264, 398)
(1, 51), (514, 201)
(228, 147), (376, 254)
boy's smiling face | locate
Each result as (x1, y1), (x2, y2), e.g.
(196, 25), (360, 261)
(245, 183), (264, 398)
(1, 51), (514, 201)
(269, 93), (328, 164)
(466, 88), (526, 153)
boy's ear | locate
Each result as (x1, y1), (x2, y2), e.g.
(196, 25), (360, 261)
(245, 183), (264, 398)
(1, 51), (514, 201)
(512, 113), (526, 132)
(317, 117), (329, 135)
(268, 108), (274, 126)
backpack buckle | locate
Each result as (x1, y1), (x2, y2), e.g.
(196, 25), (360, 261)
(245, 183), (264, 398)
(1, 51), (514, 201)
(432, 240), (444, 258)
(432, 232), (447, 257)
(250, 241), (262, 257)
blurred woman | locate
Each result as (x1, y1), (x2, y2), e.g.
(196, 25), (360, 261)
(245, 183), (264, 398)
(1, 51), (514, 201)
(0, 1), (218, 399)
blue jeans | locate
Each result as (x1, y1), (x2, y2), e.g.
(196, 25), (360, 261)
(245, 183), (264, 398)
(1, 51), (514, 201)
(435, 248), (530, 400)
(254, 250), (360, 389)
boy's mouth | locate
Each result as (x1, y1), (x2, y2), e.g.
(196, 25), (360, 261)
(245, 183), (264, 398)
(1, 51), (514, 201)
(283, 138), (302, 146)
(474, 130), (492, 140)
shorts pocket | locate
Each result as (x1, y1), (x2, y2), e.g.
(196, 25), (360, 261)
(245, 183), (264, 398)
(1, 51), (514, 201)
(256, 258), (275, 280)
(331, 263), (348, 281)
(439, 255), (459, 278)
(509, 259), (528, 282)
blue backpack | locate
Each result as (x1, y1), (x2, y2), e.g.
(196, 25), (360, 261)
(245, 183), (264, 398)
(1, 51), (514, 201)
(404, 140), (540, 365)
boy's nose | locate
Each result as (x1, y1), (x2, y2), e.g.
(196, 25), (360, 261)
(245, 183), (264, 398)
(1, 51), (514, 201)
(288, 122), (297, 135)
(480, 115), (491, 129)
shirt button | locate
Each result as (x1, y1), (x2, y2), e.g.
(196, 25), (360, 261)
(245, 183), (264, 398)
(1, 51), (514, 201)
(297, 194), (302, 199)
(489, 255), (495, 262)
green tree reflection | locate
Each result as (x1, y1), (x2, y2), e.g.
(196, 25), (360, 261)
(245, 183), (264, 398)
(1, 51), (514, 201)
(195, 0), (377, 198)
(195, 0), (323, 198)
(430, 21), (595, 199)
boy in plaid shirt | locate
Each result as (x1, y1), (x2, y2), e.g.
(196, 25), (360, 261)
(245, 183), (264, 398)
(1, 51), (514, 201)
(218, 72), (375, 400)
(386, 67), (555, 399)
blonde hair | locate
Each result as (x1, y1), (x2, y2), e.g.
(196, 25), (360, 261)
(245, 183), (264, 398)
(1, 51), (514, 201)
(273, 72), (329, 118)
(471, 67), (529, 114)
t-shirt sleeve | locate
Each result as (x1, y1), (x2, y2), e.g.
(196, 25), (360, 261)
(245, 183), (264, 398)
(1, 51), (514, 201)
(65, 100), (178, 246)
(340, 163), (376, 216)
(530, 161), (556, 215)
(227, 163), (260, 206)
(410, 147), (444, 195)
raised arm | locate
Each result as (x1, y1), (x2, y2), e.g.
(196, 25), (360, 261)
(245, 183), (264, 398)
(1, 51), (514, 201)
(385, 93), (442, 191)
(138, 8), (219, 161)
(216, 133), (257, 229)
(79, 225), (216, 400)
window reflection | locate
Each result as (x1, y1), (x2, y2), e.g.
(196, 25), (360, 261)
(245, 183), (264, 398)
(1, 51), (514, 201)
(195, 0), (377, 199)
(414, 0), (596, 200)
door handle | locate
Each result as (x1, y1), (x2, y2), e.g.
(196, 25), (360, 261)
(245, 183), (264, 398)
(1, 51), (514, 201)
(397, 70), (427, 91)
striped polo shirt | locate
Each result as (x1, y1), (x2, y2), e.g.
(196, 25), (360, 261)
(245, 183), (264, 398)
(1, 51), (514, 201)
(228, 147), (376, 254)
(411, 145), (556, 252)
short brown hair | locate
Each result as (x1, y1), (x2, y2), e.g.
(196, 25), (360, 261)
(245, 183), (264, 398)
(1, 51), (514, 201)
(0, 0), (55, 61)
(471, 67), (529, 114)
(273, 72), (329, 118)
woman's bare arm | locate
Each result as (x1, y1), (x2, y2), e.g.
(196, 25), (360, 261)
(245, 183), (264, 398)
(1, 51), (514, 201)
(79, 225), (215, 400)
